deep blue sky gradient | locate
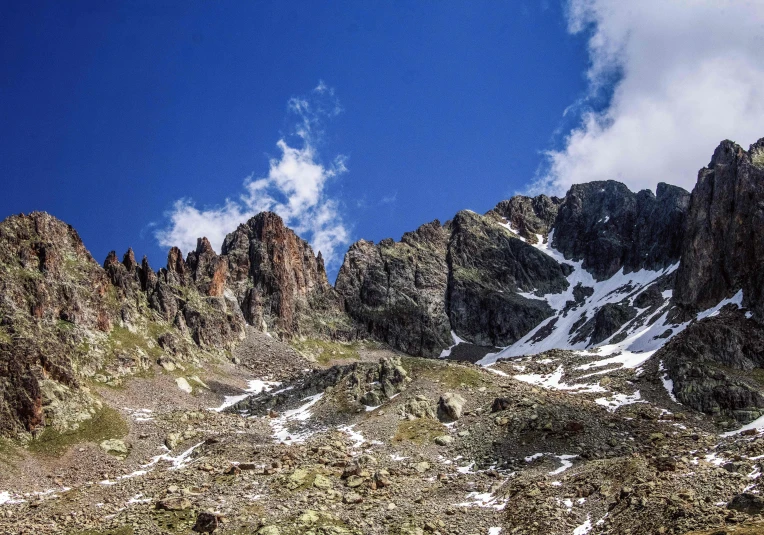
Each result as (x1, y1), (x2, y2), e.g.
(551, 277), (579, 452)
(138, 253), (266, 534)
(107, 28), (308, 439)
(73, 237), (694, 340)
(1, 1), (590, 280)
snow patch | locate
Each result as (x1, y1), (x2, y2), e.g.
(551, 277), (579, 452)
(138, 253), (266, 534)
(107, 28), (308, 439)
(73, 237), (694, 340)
(270, 393), (324, 444)
(210, 379), (280, 412)
(594, 391), (643, 412)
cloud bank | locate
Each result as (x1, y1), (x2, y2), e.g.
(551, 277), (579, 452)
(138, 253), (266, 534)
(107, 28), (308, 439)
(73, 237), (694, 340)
(534, 0), (764, 195)
(156, 82), (349, 266)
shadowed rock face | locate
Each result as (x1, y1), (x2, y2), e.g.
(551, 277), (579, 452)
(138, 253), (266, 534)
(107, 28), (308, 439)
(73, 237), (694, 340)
(552, 180), (690, 281)
(446, 210), (569, 347)
(335, 208), (571, 356)
(334, 221), (452, 358)
(659, 308), (764, 423)
(221, 211), (345, 339)
(674, 139), (764, 318)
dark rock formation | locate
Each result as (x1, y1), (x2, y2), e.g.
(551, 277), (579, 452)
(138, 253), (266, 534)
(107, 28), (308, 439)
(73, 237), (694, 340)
(229, 356), (410, 416)
(728, 493), (764, 515)
(221, 212), (346, 338)
(570, 303), (637, 346)
(674, 138), (764, 319)
(488, 194), (562, 243)
(335, 221), (452, 358)
(336, 210), (570, 356)
(446, 210), (569, 347)
(552, 181), (690, 280)
(659, 308), (764, 423)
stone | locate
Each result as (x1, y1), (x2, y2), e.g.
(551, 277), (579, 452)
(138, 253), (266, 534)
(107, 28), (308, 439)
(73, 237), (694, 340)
(413, 462), (430, 473)
(343, 492), (363, 504)
(156, 497), (192, 511)
(434, 435), (453, 446)
(99, 439), (129, 459)
(438, 393), (466, 422)
(192, 511), (222, 533)
(728, 493), (764, 515)
(176, 377), (193, 394)
(165, 432), (183, 450)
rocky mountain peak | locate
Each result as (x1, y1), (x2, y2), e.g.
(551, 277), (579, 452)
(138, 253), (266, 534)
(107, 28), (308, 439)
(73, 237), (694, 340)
(552, 179), (690, 281)
(488, 193), (562, 243)
(221, 211), (342, 338)
(674, 137), (764, 317)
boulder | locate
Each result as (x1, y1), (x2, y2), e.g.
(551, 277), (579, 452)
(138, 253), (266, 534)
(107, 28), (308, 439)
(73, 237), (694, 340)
(438, 393), (466, 422)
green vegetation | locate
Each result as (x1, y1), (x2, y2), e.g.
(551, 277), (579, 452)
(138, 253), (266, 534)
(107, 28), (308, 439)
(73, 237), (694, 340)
(28, 405), (128, 457)
(0, 437), (22, 467)
(394, 418), (447, 445)
(401, 356), (483, 388)
(291, 338), (362, 365)
(752, 147), (764, 169)
(0, 325), (11, 344)
(107, 324), (162, 360)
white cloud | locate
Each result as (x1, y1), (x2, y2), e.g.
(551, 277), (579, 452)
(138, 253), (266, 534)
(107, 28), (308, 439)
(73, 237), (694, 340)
(534, 0), (764, 195)
(156, 82), (349, 266)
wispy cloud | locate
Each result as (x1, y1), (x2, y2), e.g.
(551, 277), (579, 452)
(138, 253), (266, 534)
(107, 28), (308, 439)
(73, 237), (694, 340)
(532, 0), (764, 195)
(156, 82), (350, 266)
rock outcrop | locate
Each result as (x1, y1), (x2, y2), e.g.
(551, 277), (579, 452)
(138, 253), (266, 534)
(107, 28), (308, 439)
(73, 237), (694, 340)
(552, 180), (690, 281)
(221, 212), (347, 339)
(487, 194), (562, 243)
(0, 212), (245, 436)
(335, 221), (452, 357)
(336, 208), (571, 356)
(674, 139), (764, 318)
(659, 308), (764, 424)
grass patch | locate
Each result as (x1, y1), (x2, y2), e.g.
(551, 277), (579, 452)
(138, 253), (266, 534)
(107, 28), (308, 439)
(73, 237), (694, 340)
(108, 324), (162, 360)
(152, 508), (197, 533)
(28, 405), (128, 457)
(394, 418), (447, 445)
(0, 437), (22, 467)
(401, 356), (483, 388)
(291, 339), (362, 365)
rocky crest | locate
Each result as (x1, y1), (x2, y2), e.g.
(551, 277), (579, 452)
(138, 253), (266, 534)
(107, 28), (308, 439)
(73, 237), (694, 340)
(551, 180), (690, 280)
(222, 212), (347, 339)
(674, 138), (764, 317)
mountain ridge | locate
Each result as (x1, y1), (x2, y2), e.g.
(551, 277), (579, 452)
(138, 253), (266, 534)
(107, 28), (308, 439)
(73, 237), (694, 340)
(1, 137), (763, 438)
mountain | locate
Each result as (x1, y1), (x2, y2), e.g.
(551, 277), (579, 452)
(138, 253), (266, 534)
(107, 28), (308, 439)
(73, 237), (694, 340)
(1, 138), (764, 535)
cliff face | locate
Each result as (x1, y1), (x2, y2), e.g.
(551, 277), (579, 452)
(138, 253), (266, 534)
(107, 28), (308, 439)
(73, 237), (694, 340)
(221, 212), (347, 339)
(674, 139), (764, 316)
(658, 139), (764, 424)
(0, 213), (247, 437)
(551, 180), (690, 281)
(335, 221), (452, 358)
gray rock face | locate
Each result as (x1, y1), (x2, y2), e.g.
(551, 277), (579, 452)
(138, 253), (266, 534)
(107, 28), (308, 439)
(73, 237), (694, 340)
(488, 194), (562, 243)
(437, 392), (465, 422)
(552, 181), (690, 281)
(446, 210), (570, 347)
(674, 138), (764, 319)
(570, 303), (637, 346)
(336, 208), (571, 355)
(728, 493), (764, 515)
(659, 308), (764, 423)
(230, 356), (410, 416)
(335, 221), (452, 358)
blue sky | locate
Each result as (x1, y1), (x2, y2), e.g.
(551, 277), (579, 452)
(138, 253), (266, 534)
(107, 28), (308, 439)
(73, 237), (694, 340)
(3, 1), (764, 281)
